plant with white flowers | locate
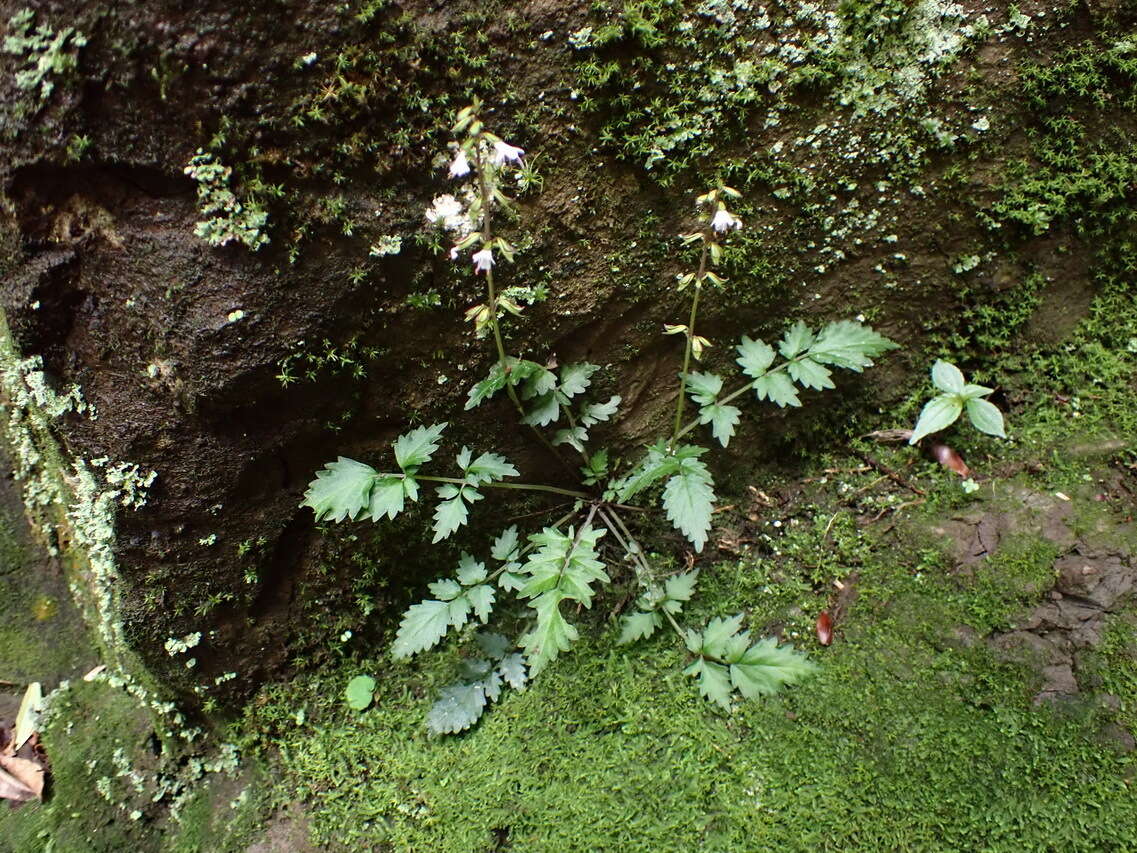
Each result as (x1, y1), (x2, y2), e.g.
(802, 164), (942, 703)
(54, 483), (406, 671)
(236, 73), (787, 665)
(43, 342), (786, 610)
(303, 102), (899, 734)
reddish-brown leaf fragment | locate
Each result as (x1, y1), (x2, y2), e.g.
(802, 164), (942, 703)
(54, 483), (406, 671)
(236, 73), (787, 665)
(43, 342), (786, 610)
(816, 611), (833, 646)
(929, 442), (970, 477)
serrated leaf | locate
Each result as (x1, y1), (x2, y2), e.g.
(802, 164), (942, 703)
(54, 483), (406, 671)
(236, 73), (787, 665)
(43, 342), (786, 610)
(345, 675), (376, 711)
(617, 610), (662, 644)
(807, 320), (897, 371)
(499, 571), (526, 592)
(460, 657), (494, 681)
(521, 392), (560, 427)
(456, 446), (472, 471)
(479, 670), (503, 703)
(447, 596), (472, 627)
(779, 320), (815, 358)
(685, 371), (723, 406)
(302, 457), (377, 522)
(466, 451), (518, 484)
(736, 336), (776, 378)
(426, 684), (487, 735)
(368, 475), (407, 521)
(614, 441), (681, 501)
(787, 357), (835, 390)
(432, 491), (472, 543)
(931, 359), (966, 394)
(490, 526), (520, 562)
(520, 591), (579, 675)
(393, 423), (447, 470)
(909, 394), (963, 444)
(697, 614), (746, 659)
(518, 525), (609, 605)
(662, 457), (716, 552)
(403, 476), (419, 503)
(466, 363), (508, 410)
(476, 632), (511, 660)
(553, 426), (588, 451)
(559, 363), (599, 399)
(966, 397), (1006, 437)
(455, 553), (488, 585)
(466, 584), (495, 623)
(392, 599), (453, 659)
(663, 570), (699, 607)
(684, 658), (733, 712)
(498, 653), (528, 690)
(580, 395), (620, 427)
(752, 372), (801, 407)
(428, 578), (462, 600)
(699, 403), (741, 448)
(729, 637), (817, 698)
(522, 367), (558, 398)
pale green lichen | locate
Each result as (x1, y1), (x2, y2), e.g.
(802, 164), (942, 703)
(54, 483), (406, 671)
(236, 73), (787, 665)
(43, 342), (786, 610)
(183, 150), (271, 251)
(2, 7), (86, 109)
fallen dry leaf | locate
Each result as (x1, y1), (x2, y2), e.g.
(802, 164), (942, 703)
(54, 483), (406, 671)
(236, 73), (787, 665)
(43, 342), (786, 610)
(816, 611), (833, 646)
(0, 753), (44, 801)
(929, 443), (970, 478)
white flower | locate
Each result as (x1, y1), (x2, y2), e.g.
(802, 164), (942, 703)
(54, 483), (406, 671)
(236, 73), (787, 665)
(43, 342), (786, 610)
(449, 150), (471, 177)
(492, 140), (525, 166)
(472, 248), (494, 273)
(449, 246), (460, 260)
(711, 207), (742, 233)
(424, 194), (472, 236)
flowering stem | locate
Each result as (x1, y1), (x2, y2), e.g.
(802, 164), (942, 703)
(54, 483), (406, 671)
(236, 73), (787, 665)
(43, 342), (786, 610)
(670, 240), (708, 451)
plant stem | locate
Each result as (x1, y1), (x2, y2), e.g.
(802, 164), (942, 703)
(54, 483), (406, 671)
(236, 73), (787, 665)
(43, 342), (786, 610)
(597, 506), (655, 589)
(418, 475), (590, 500)
(670, 240), (709, 451)
(673, 361), (791, 443)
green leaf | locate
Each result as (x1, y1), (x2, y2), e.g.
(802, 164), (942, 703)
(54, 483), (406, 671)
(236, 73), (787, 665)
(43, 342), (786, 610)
(368, 475), (407, 521)
(393, 423), (447, 470)
(966, 397), (1006, 438)
(521, 367), (558, 398)
(426, 684), (487, 735)
(473, 632), (508, 660)
(498, 653), (528, 690)
(618, 610), (662, 644)
(466, 584), (495, 623)
(961, 383), (994, 400)
(302, 457), (377, 522)
(752, 372), (801, 407)
(520, 591), (580, 675)
(553, 426), (588, 451)
(392, 599), (454, 659)
(729, 637), (817, 698)
(580, 395), (620, 427)
(521, 392), (560, 427)
(909, 394), (963, 444)
(467, 451), (518, 484)
(699, 403), (741, 447)
(455, 553), (488, 585)
(428, 578), (462, 600)
(478, 670), (503, 703)
(345, 675), (376, 711)
(581, 449), (609, 485)
(559, 363), (599, 399)
(779, 320), (815, 358)
(518, 525), (609, 606)
(663, 455), (716, 552)
(683, 658), (733, 712)
(662, 570), (699, 612)
(807, 320), (897, 371)
(685, 371), (723, 406)
(466, 363), (508, 410)
(491, 526), (520, 562)
(499, 571), (526, 592)
(456, 446), (472, 471)
(931, 359), (966, 394)
(614, 441), (681, 501)
(787, 357), (835, 390)
(432, 487), (481, 543)
(695, 614), (746, 658)
(736, 336), (776, 378)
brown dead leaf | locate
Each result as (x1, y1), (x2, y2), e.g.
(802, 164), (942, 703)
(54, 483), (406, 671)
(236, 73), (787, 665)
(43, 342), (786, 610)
(930, 442), (970, 478)
(0, 751), (44, 802)
(863, 428), (915, 444)
(816, 611), (833, 646)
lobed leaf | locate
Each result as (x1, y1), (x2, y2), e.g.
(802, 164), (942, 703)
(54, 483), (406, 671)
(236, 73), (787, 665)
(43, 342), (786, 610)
(498, 653), (528, 690)
(617, 610), (662, 644)
(662, 456), (716, 552)
(787, 357), (835, 391)
(779, 320), (815, 359)
(581, 395), (621, 427)
(393, 423), (447, 470)
(807, 320), (897, 370)
(729, 637), (817, 698)
(490, 526), (520, 562)
(426, 684), (487, 735)
(368, 475), (408, 521)
(466, 584), (496, 623)
(455, 553), (488, 585)
(559, 363), (599, 399)
(466, 451), (519, 484)
(684, 658), (733, 712)
(736, 336), (776, 378)
(302, 457), (377, 523)
(685, 371), (723, 406)
(475, 632), (511, 660)
(699, 403), (741, 447)
(752, 372), (801, 408)
(521, 393), (560, 427)
(520, 590), (580, 675)
(662, 570), (699, 611)
(392, 599), (454, 659)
